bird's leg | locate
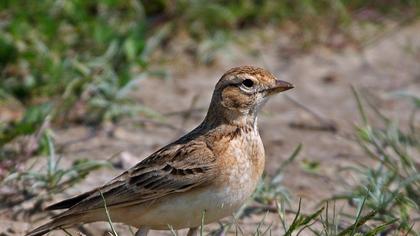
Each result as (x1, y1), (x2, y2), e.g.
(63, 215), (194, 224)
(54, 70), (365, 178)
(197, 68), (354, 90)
(135, 227), (149, 236)
(187, 227), (198, 236)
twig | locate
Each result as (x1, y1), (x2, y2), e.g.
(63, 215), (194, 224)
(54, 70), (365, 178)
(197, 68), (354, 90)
(285, 95), (337, 132)
(164, 108), (206, 117)
(134, 118), (184, 132)
(60, 228), (73, 236)
(59, 128), (98, 151)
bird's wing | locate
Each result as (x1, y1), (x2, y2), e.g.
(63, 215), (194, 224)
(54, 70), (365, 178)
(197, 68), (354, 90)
(50, 140), (218, 217)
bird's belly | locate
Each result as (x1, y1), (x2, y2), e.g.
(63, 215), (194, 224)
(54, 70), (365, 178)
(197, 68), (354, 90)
(122, 181), (256, 230)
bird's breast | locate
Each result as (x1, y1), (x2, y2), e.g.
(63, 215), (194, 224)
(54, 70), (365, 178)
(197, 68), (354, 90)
(218, 129), (265, 196)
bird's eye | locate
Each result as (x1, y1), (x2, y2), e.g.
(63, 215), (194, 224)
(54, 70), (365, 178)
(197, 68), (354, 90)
(242, 79), (254, 88)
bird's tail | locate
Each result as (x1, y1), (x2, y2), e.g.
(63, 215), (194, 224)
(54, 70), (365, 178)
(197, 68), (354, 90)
(26, 214), (80, 236)
(25, 222), (53, 236)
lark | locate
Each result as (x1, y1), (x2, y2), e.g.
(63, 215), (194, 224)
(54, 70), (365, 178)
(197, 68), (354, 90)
(26, 66), (293, 236)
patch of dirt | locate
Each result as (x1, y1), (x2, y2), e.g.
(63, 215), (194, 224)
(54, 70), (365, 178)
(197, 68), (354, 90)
(3, 21), (420, 235)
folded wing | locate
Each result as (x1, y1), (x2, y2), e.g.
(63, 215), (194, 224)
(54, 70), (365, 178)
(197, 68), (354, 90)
(48, 140), (218, 218)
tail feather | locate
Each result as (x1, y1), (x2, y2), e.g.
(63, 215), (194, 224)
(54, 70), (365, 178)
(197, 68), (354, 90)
(27, 190), (97, 235)
(26, 214), (80, 236)
(26, 223), (54, 236)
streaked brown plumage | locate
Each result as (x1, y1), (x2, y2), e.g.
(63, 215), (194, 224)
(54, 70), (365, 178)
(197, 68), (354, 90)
(26, 66), (293, 236)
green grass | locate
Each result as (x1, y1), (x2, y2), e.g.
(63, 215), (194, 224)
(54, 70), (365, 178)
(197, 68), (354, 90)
(253, 144), (302, 207)
(0, 0), (159, 161)
(323, 88), (420, 235)
(1, 129), (111, 205)
(1, 0), (418, 158)
(100, 191), (119, 236)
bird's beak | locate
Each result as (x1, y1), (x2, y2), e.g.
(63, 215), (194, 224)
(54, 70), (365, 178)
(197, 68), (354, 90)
(265, 80), (294, 96)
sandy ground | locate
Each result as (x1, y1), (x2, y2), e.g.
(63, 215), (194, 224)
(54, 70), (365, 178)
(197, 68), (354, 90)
(2, 20), (420, 235)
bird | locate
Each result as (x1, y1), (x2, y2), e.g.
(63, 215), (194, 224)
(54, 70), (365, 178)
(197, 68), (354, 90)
(26, 65), (293, 236)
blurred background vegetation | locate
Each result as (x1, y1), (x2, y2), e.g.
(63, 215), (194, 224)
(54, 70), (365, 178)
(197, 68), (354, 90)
(1, 0), (419, 158)
(0, 0), (419, 235)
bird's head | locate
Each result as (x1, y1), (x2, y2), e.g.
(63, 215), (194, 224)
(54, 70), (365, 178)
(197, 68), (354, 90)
(205, 66), (293, 127)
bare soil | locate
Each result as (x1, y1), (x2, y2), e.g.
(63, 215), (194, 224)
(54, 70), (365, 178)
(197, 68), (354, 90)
(2, 21), (420, 235)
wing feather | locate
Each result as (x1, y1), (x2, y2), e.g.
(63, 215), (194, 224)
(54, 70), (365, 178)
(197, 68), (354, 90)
(51, 140), (218, 217)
